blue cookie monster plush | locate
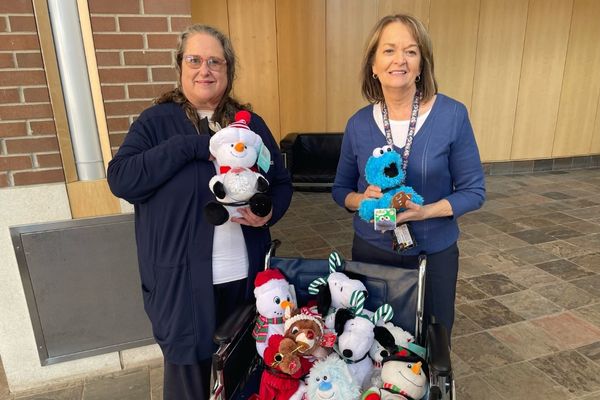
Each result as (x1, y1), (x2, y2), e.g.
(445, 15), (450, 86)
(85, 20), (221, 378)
(358, 145), (424, 223)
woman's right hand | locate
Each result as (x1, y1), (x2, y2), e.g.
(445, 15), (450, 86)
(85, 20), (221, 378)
(344, 185), (382, 211)
(362, 184), (382, 200)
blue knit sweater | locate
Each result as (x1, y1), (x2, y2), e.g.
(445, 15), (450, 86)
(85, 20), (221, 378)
(332, 94), (485, 255)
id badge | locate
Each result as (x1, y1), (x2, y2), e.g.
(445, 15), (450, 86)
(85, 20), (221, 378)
(374, 208), (396, 232)
(392, 223), (417, 253)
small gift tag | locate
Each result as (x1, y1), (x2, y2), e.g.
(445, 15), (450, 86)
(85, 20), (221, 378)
(392, 223), (417, 253)
(374, 208), (396, 232)
(257, 143), (271, 173)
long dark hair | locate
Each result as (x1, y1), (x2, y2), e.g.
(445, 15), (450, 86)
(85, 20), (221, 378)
(154, 24), (251, 129)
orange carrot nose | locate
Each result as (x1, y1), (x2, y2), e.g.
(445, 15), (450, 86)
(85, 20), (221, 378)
(234, 142), (245, 152)
(411, 361), (422, 375)
(280, 300), (293, 310)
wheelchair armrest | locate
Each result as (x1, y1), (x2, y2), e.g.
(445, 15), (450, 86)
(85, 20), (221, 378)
(426, 323), (452, 377)
(213, 303), (256, 345)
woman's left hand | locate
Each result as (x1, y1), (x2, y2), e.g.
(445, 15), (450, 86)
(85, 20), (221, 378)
(396, 199), (453, 224)
(231, 207), (273, 227)
(395, 200), (427, 224)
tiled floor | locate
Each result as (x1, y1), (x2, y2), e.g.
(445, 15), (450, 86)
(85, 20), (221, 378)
(2, 168), (600, 399)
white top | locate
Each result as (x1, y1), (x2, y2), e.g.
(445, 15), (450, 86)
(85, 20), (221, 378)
(372, 103), (431, 147)
(198, 110), (249, 284)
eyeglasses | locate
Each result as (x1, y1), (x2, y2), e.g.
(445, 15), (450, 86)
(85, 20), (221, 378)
(183, 55), (227, 71)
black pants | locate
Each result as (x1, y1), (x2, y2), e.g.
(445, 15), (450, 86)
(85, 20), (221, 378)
(352, 235), (459, 340)
(163, 278), (248, 400)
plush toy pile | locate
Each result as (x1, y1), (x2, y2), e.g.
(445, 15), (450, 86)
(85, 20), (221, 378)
(251, 251), (430, 400)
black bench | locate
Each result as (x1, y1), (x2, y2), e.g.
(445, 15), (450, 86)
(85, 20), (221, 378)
(280, 132), (343, 191)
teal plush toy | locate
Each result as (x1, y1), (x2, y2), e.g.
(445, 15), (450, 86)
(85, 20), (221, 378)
(358, 145), (424, 223)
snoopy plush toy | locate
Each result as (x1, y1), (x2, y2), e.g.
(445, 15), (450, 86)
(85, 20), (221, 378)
(204, 110), (271, 225)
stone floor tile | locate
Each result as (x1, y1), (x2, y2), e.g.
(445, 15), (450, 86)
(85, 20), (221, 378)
(564, 205), (600, 220)
(0, 357), (8, 400)
(454, 375), (504, 400)
(149, 366), (163, 400)
(450, 351), (474, 379)
(512, 215), (557, 230)
(535, 259), (596, 281)
(481, 361), (572, 400)
(460, 223), (504, 238)
(540, 211), (584, 225)
(455, 279), (488, 304)
(500, 265), (561, 289)
(577, 341), (600, 364)
(14, 387), (83, 400)
(452, 311), (483, 338)
(571, 275), (600, 297)
(323, 229), (354, 247)
(457, 239), (497, 257)
(579, 392), (600, 400)
(509, 229), (556, 244)
(82, 369), (149, 400)
(540, 224), (585, 240)
(289, 235), (330, 253)
(532, 281), (595, 309)
(570, 252), (600, 273)
(532, 312), (600, 349)
(506, 245), (559, 264)
(490, 321), (562, 360)
(573, 304), (600, 329)
(480, 233), (530, 251)
(496, 290), (562, 320)
(457, 256), (496, 278)
(536, 239), (594, 259)
(452, 332), (522, 371)
(540, 191), (576, 200)
(564, 220), (600, 234)
(533, 350), (600, 397)
(457, 299), (524, 330)
(300, 246), (335, 259)
(14, 386), (82, 400)
(465, 273), (525, 297)
(470, 250), (530, 272)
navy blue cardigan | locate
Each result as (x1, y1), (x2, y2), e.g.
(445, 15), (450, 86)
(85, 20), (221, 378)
(107, 102), (292, 363)
(332, 94), (485, 255)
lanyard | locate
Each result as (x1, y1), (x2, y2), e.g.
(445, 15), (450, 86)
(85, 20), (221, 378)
(381, 90), (421, 177)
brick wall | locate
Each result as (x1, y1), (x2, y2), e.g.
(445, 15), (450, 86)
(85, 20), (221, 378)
(0, 0), (191, 188)
(90, 0), (191, 155)
(0, 0), (63, 187)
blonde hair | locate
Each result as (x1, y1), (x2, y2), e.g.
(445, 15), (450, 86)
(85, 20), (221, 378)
(361, 14), (437, 103)
(155, 24), (250, 128)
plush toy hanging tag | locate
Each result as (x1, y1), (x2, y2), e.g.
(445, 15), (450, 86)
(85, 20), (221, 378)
(374, 208), (396, 232)
(257, 143), (271, 173)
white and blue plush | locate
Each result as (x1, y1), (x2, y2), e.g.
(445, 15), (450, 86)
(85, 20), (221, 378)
(358, 145), (424, 223)
(306, 355), (360, 400)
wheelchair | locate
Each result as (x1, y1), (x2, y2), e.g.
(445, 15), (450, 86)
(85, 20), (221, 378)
(210, 240), (456, 400)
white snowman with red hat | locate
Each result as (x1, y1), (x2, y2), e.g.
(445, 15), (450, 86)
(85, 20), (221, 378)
(204, 110), (272, 226)
(252, 268), (295, 359)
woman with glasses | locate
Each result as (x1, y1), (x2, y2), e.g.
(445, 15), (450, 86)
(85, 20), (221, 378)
(107, 24), (292, 400)
(332, 14), (485, 340)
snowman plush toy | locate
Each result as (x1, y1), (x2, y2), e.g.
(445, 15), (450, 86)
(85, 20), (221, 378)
(204, 110), (272, 226)
(253, 268), (295, 359)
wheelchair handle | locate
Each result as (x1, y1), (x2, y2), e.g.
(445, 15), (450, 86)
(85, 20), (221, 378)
(264, 239), (282, 270)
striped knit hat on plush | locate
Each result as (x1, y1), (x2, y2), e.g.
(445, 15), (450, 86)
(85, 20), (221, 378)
(209, 110), (263, 156)
(284, 307), (324, 332)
